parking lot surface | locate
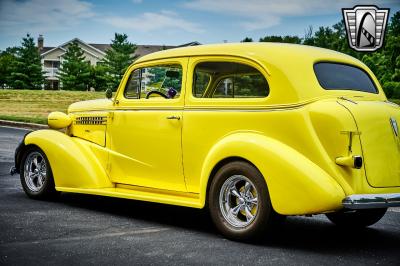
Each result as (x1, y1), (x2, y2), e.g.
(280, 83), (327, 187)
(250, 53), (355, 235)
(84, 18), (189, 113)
(0, 126), (399, 265)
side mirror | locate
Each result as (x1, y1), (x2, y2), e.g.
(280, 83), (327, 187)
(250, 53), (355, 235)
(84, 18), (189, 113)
(105, 89), (113, 99)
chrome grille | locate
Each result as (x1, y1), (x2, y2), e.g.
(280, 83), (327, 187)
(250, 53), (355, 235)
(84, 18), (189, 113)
(75, 116), (107, 125)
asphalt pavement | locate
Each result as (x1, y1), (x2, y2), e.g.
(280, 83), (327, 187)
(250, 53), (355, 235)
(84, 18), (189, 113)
(0, 126), (399, 265)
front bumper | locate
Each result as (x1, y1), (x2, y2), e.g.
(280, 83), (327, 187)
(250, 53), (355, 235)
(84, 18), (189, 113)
(9, 166), (17, 175)
(10, 131), (32, 176)
(343, 193), (400, 209)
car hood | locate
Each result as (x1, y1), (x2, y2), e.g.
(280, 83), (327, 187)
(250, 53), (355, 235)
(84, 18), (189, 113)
(68, 99), (113, 113)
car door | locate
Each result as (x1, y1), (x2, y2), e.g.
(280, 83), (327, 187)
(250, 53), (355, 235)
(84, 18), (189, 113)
(107, 58), (188, 192)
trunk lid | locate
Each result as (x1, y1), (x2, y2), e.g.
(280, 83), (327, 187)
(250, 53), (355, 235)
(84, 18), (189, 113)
(340, 99), (400, 187)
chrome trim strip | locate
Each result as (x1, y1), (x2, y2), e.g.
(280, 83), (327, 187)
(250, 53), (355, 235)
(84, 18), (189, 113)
(343, 193), (400, 209)
(385, 100), (400, 107)
(338, 96), (357, 104)
(69, 105), (305, 114)
(390, 117), (399, 137)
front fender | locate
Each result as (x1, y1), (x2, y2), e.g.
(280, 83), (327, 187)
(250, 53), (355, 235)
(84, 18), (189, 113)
(12, 131), (32, 174)
(24, 130), (112, 189)
(200, 131), (346, 215)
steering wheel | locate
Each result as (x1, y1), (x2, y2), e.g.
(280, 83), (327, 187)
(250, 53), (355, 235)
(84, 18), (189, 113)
(145, 88), (178, 99)
(146, 90), (169, 99)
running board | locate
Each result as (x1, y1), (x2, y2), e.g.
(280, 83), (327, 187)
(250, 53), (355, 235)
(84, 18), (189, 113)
(56, 185), (203, 209)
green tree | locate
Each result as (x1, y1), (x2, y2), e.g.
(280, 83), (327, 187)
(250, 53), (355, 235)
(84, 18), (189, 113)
(103, 33), (137, 91)
(281, 36), (302, 44)
(381, 13), (400, 75)
(10, 34), (44, 89)
(259, 35), (301, 43)
(388, 10), (400, 36)
(363, 52), (390, 82)
(392, 56), (400, 82)
(312, 27), (336, 49)
(245, 11), (400, 98)
(241, 37), (253, 42)
(0, 47), (17, 88)
(58, 40), (91, 90)
(89, 64), (110, 91)
(147, 66), (182, 91)
(303, 26), (315, 46)
(259, 35), (283, 42)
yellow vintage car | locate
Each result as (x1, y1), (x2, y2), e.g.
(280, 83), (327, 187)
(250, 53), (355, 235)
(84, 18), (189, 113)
(11, 43), (400, 240)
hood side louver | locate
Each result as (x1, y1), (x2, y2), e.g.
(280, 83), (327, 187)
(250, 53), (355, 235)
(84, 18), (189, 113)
(74, 116), (107, 125)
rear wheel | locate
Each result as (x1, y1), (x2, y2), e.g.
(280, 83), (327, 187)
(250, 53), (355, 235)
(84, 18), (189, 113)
(20, 146), (58, 199)
(208, 161), (283, 241)
(326, 208), (387, 228)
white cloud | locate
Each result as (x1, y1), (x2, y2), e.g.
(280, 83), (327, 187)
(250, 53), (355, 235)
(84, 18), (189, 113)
(183, 0), (398, 31)
(185, 0), (307, 16)
(103, 10), (204, 33)
(240, 16), (281, 31)
(0, 0), (95, 35)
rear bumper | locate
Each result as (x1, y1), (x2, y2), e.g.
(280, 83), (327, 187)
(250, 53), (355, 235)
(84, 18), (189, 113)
(343, 193), (400, 209)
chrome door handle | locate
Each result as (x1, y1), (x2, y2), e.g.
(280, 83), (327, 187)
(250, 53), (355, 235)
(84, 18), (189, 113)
(166, 115), (181, 120)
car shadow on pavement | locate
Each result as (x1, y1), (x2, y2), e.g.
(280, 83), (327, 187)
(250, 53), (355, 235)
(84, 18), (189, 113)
(57, 192), (400, 253)
(263, 216), (400, 254)
(58, 192), (217, 235)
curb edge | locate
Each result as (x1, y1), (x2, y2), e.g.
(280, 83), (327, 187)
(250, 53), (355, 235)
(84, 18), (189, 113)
(0, 119), (48, 130)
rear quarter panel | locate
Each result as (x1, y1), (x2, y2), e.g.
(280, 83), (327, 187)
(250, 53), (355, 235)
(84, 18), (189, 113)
(182, 54), (397, 215)
(182, 56), (349, 214)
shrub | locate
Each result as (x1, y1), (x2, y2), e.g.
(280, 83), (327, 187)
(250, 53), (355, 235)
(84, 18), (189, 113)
(383, 82), (400, 99)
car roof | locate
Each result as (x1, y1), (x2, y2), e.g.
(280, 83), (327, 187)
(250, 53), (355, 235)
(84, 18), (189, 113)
(135, 42), (360, 66)
(131, 43), (383, 104)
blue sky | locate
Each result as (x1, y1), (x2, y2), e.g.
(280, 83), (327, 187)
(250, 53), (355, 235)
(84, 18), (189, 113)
(0, 0), (399, 50)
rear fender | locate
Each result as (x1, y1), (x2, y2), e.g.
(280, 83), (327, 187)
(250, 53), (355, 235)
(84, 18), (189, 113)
(24, 130), (112, 189)
(200, 132), (346, 215)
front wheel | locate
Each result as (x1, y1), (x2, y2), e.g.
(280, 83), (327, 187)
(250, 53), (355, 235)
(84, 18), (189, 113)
(208, 161), (284, 241)
(326, 208), (387, 228)
(20, 146), (58, 199)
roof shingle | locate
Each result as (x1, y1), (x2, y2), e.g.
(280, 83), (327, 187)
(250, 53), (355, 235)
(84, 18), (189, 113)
(40, 41), (200, 57)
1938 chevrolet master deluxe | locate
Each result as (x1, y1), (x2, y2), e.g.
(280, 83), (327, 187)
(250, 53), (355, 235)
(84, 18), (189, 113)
(11, 43), (400, 240)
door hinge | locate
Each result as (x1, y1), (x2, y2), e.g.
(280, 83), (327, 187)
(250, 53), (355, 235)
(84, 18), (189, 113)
(108, 111), (114, 122)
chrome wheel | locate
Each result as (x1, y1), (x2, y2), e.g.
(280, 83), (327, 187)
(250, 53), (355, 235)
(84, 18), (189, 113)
(219, 175), (258, 228)
(24, 151), (47, 192)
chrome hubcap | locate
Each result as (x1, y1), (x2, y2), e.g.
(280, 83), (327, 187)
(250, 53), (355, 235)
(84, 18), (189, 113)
(24, 152), (46, 192)
(219, 175), (258, 228)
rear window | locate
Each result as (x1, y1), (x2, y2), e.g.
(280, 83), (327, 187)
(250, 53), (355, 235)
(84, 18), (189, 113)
(314, 62), (377, 93)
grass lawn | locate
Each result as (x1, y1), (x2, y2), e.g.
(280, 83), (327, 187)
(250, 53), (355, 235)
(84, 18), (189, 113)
(0, 89), (106, 124)
(0, 89), (399, 125)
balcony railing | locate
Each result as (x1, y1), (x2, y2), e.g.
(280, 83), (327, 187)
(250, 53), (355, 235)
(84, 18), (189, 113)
(43, 67), (59, 77)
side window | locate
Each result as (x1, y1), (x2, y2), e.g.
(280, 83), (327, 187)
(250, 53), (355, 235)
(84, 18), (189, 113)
(124, 64), (182, 99)
(193, 72), (211, 97)
(124, 69), (140, 98)
(214, 77), (233, 98)
(193, 61), (269, 98)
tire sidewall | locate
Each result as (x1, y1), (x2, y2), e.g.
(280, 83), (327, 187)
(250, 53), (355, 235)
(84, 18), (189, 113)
(209, 161), (273, 240)
(20, 146), (55, 199)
